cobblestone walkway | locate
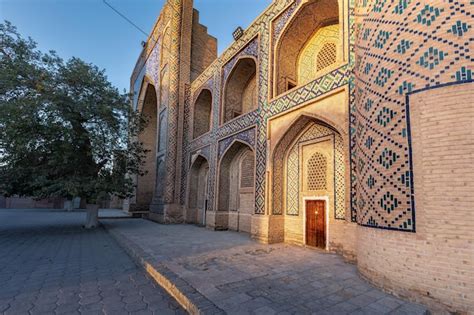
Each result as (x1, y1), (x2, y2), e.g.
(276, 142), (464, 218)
(0, 209), (184, 315)
(103, 219), (428, 315)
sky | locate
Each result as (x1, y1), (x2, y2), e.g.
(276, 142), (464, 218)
(0, 0), (272, 92)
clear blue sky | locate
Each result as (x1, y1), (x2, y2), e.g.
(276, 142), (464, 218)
(0, 0), (272, 92)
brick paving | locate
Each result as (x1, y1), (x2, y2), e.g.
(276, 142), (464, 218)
(102, 219), (429, 314)
(0, 209), (184, 315)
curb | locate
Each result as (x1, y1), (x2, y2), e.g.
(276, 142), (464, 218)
(102, 222), (225, 315)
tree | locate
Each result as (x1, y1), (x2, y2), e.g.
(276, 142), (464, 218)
(0, 21), (147, 227)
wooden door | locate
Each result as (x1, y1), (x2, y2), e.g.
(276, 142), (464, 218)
(305, 200), (326, 249)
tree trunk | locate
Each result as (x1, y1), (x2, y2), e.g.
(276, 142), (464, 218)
(84, 204), (99, 229)
(64, 199), (73, 211)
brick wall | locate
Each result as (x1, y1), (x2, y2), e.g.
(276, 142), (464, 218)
(357, 83), (474, 313)
(192, 89), (212, 138)
(190, 9), (217, 82)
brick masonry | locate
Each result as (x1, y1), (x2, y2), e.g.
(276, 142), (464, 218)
(129, 0), (473, 312)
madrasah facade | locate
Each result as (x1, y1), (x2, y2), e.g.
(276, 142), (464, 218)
(126, 0), (473, 312)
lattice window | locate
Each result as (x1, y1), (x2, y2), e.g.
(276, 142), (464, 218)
(307, 152), (327, 191)
(316, 42), (337, 72)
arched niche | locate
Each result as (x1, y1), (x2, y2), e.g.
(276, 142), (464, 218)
(193, 89), (212, 138)
(222, 58), (257, 124)
(136, 83), (158, 209)
(274, 0), (339, 96)
(217, 141), (255, 232)
(187, 155), (209, 225)
(271, 114), (346, 220)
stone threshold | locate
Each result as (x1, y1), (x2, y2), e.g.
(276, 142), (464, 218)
(102, 222), (224, 315)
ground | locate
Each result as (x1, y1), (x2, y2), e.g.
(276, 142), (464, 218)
(102, 219), (429, 314)
(0, 209), (184, 315)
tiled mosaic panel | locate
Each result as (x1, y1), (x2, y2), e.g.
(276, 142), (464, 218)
(181, 75), (216, 205)
(272, 117), (310, 215)
(184, 0), (356, 216)
(221, 37), (259, 85)
(131, 4), (170, 85)
(286, 145), (299, 215)
(179, 84), (191, 205)
(349, 0), (358, 223)
(285, 123), (345, 218)
(298, 25), (339, 85)
(218, 128), (256, 159)
(268, 66), (349, 117)
(352, 0), (472, 231)
(335, 135), (346, 220)
(190, 0), (293, 91)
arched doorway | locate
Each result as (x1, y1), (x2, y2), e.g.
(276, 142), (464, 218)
(274, 0), (340, 96)
(272, 116), (346, 248)
(187, 155), (209, 225)
(222, 58), (257, 124)
(193, 89), (212, 138)
(218, 141), (255, 233)
(136, 83), (158, 210)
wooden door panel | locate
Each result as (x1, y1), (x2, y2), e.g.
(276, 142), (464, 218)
(306, 200), (326, 249)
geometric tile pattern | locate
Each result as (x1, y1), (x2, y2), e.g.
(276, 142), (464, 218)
(334, 134), (345, 219)
(221, 37), (259, 86)
(306, 152), (328, 191)
(298, 25), (339, 85)
(284, 123), (345, 218)
(185, 0), (353, 216)
(163, 0), (182, 205)
(135, 0), (359, 219)
(352, 0), (473, 231)
(271, 116), (345, 219)
(218, 127), (256, 159)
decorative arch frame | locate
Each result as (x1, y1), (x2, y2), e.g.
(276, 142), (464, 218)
(136, 75), (157, 113)
(186, 154), (210, 209)
(270, 113), (348, 218)
(272, 0), (342, 98)
(221, 56), (259, 125)
(135, 80), (159, 209)
(192, 88), (213, 139)
(216, 139), (256, 213)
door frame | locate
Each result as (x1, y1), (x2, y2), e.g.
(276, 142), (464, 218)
(303, 196), (329, 250)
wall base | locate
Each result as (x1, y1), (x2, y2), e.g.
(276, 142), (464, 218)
(205, 211), (229, 230)
(251, 215), (284, 244)
(127, 203), (150, 213)
(149, 203), (184, 224)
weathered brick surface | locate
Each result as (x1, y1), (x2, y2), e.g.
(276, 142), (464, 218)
(130, 0), (473, 312)
(357, 83), (474, 313)
(190, 9), (217, 82)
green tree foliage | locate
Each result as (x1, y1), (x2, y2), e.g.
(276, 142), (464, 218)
(0, 21), (147, 204)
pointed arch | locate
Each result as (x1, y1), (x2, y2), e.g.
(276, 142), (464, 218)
(193, 89), (212, 138)
(187, 155), (210, 224)
(222, 57), (258, 124)
(136, 83), (158, 209)
(274, 0), (340, 96)
(271, 113), (345, 217)
(217, 140), (255, 232)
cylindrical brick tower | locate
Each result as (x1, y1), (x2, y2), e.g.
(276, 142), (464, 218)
(353, 0), (473, 312)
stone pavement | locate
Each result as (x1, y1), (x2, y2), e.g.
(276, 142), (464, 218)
(102, 219), (429, 315)
(0, 209), (184, 315)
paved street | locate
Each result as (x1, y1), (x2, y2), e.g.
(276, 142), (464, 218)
(0, 209), (184, 315)
(103, 219), (429, 315)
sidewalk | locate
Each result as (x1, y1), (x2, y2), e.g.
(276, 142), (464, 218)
(101, 219), (428, 315)
(0, 209), (183, 315)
